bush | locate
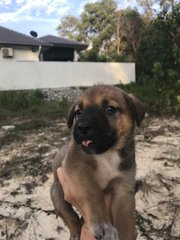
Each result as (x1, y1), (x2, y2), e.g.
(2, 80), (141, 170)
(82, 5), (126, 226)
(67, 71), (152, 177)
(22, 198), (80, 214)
(0, 90), (44, 111)
(117, 82), (180, 115)
(80, 49), (108, 62)
(0, 83), (179, 119)
(0, 90), (71, 119)
(152, 62), (164, 84)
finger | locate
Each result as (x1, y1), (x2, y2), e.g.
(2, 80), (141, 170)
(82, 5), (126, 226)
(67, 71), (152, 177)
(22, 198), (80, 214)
(57, 167), (72, 203)
(57, 167), (65, 185)
(104, 193), (113, 223)
(81, 224), (96, 240)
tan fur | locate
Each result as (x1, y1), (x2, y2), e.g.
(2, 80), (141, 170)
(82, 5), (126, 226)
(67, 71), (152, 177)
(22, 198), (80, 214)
(51, 85), (145, 240)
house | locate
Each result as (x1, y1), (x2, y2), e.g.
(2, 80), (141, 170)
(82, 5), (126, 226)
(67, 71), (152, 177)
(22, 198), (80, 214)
(39, 35), (88, 61)
(0, 26), (48, 62)
(0, 26), (88, 62)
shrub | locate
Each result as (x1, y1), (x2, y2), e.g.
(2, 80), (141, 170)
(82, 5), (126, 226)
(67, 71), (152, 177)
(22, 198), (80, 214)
(0, 90), (71, 119)
(117, 82), (180, 115)
(0, 90), (43, 111)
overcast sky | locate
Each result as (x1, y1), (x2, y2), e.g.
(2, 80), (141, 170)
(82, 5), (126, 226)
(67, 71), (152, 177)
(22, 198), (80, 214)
(0, 0), (138, 37)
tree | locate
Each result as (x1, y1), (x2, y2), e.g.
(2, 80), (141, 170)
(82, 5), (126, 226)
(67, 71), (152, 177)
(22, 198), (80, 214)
(133, 0), (178, 20)
(116, 8), (144, 60)
(57, 15), (80, 40)
(136, 3), (180, 83)
(79, 0), (117, 53)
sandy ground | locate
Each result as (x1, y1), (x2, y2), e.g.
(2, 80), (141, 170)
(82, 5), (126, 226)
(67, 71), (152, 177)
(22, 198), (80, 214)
(0, 116), (179, 240)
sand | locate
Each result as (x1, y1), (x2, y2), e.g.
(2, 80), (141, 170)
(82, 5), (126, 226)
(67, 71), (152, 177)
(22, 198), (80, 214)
(0, 116), (179, 240)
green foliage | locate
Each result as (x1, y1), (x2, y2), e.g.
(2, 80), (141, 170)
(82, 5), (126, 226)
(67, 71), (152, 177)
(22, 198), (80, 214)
(117, 8), (144, 60)
(80, 49), (108, 62)
(130, 0), (178, 20)
(0, 90), (71, 119)
(136, 3), (180, 83)
(0, 84), (179, 119)
(56, 15), (80, 40)
(0, 90), (43, 111)
(79, 0), (117, 51)
(56, 1), (145, 62)
(152, 62), (164, 84)
(118, 81), (180, 115)
(57, 0), (118, 58)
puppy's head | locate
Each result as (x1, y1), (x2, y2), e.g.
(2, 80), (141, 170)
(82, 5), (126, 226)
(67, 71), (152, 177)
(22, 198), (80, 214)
(67, 85), (145, 154)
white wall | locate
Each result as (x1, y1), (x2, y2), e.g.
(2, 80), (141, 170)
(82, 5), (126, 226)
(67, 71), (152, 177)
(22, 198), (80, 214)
(0, 48), (39, 62)
(0, 62), (135, 90)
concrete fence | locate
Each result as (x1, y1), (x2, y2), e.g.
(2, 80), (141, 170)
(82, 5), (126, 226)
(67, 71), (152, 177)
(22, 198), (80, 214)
(0, 62), (135, 91)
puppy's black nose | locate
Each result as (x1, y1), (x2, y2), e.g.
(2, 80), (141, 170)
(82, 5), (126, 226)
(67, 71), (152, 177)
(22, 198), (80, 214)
(78, 122), (91, 134)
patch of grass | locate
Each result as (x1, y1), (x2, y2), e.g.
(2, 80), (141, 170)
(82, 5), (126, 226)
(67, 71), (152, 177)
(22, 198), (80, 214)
(0, 82), (179, 119)
(30, 99), (71, 118)
(0, 90), (71, 120)
(0, 90), (44, 110)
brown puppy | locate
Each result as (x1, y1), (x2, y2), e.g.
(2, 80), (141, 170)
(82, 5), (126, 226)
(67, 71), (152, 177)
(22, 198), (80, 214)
(51, 85), (145, 240)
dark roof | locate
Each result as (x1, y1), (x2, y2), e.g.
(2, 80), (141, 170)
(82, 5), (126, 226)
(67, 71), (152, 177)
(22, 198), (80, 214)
(0, 26), (49, 47)
(39, 35), (88, 51)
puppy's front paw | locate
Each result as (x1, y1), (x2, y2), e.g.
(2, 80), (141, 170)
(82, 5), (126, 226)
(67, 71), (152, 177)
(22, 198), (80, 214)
(92, 223), (119, 240)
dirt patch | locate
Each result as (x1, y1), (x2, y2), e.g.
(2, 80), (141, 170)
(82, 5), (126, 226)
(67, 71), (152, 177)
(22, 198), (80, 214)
(0, 116), (179, 240)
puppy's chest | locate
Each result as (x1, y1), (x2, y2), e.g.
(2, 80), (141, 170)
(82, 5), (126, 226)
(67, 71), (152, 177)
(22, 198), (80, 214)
(94, 151), (122, 189)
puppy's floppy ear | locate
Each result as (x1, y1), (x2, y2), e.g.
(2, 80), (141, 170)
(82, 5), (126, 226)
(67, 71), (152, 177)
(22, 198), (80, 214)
(125, 93), (145, 127)
(67, 104), (76, 128)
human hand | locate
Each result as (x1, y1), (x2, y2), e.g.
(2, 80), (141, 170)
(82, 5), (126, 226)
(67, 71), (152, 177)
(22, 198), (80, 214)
(57, 167), (96, 240)
(57, 167), (114, 239)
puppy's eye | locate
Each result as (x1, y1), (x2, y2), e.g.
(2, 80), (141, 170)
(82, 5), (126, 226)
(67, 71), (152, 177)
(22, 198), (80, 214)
(75, 109), (83, 116)
(105, 106), (118, 114)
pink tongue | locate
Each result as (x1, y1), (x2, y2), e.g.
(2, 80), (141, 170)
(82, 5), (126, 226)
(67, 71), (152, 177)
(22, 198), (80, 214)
(82, 140), (93, 147)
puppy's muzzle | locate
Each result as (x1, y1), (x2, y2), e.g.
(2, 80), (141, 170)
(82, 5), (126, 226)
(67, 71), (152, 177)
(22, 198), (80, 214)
(73, 107), (117, 154)
(77, 122), (92, 136)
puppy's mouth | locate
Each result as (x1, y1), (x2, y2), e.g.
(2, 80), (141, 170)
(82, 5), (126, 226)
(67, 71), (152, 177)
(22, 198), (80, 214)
(81, 139), (96, 154)
(81, 139), (94, 147)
